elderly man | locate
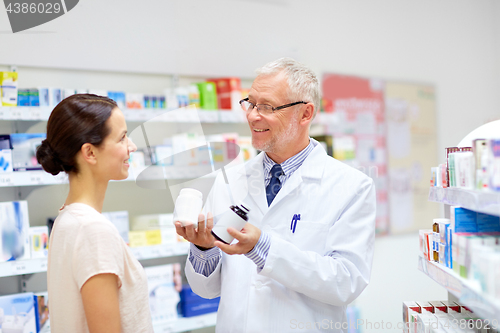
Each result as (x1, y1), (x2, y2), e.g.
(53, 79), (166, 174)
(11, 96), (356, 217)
(175, 58), (376, 332)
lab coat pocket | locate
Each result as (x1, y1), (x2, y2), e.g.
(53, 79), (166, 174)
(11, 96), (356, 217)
(291, 220), (328, 252)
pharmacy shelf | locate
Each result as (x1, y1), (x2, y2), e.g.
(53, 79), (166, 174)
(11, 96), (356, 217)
(0, 170), (68, 187)
(0, 257), (48, 278)
(40, 312), (216, 333)
(130, 242), (190, 260)
(154, 313), (217, 333)
(0, 106), (339, 124)
(428, 187), (500, 217)
(0, 106), (246, 123)
(0, 164), (219, 188)
(0, 243), (191, 278)
(418, 255), (500, 322)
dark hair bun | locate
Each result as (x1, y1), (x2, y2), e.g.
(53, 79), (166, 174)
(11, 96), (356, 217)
(36, 139), (64, 176)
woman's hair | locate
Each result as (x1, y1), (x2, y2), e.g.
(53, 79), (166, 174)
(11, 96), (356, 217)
(36, 94), (118, 175)
(256, 57), (320, 117)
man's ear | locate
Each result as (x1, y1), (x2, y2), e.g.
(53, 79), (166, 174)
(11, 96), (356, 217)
(300, 103), (314, 125)
(80, 143), (97, 165)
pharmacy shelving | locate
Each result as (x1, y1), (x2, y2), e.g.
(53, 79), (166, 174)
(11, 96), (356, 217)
(0, 164), (221, 188)
(39, 312), (217, 333)
(0, 106), (244, 123)
(0, 106), (337, 124)
(418, 255), (500, 322)
(0, 242), (191, 278)
(424, 186), (500, 323)
(153, 313), (217, 333)
(428, 187), (500, 217)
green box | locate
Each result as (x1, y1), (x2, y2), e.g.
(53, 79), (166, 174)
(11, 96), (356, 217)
(196, 82), (218, 110)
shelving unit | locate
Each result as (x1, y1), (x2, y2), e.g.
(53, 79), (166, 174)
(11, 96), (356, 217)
(418, 255), (500, 322)
(154, 313), (217, 333)
(39, 312), (217, 333)
(428, 187), (500, 217)
(423, 187), (500, 323)
(0, 106), (337, 124)
(0, 242), (191, 278)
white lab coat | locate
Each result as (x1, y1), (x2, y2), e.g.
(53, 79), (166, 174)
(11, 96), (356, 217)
(185, 139), (376, 332)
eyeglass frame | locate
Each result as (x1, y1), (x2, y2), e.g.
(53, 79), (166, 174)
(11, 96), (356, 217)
(239, 98), (308, 115)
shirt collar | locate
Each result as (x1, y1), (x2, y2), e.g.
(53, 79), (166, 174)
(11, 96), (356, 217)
(263, 138), (317, 180)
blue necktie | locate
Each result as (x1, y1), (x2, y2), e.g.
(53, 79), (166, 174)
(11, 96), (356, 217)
(266, 164), (283, 206)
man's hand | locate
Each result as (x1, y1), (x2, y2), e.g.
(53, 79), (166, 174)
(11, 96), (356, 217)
(215, 223), (261, 255)
(174, 212), (215, 249)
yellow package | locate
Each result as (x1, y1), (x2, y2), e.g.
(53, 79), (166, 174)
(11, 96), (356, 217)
(0, 72), (18, 106)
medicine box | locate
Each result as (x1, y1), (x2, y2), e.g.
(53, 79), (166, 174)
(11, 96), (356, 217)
(196, 82), (218, 110)
(10, 133), (46, 171)
(206, 77), (241, 110)
(102, 211), (130, 244)
(0, 71), (19, 106)
(144, 264), (180, 324)
(0, 200), (31, 262)
(0, 292), (37, 333)
(29, 226), (49, 259)
(180, 284), (220, 317)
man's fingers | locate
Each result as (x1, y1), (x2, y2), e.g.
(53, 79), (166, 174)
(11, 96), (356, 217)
(185, 224), (196, 239)
(214, 240), (235, 254)
(174, 222), (187, 238)
(226, 227), (245, 241)
(197, 213), (206, 233)
(206, 212), (214, 230)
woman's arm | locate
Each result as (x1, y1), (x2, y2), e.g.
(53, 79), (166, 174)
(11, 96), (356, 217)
(81, 273), (121, 333)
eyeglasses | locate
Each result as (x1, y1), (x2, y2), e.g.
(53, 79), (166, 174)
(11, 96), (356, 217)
(239, 98), (307, 116)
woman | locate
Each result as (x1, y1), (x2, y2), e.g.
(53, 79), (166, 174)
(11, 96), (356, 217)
(36, 94), (153, 333)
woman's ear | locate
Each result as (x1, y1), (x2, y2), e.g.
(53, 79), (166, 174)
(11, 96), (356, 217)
(80, 143), (98, 165)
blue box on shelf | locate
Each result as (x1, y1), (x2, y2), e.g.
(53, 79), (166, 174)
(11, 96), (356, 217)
(180, 284), (220, 317)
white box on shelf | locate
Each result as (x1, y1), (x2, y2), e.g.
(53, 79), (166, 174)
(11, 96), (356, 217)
(0, 200), (31, 262)
(102, 211), (130, 244)
(0, 292), (37, 333)
(144, 264), (180, 325)
(0, 149), (13, 173)
(29, 226), (49, 259)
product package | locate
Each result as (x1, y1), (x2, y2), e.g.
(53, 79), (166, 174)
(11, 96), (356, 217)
(10, 133), (46, 171)
(128, 230), (162, 248)
(0, 147), (13, 173)
(196, 82), (218, 110)
(34, 291), (49, 332)
(29, 226), (49, 259)
(144, 264), (180, 324)
(453, 151), (474, 189)
(17, 89), (30, 106)
(0, 200), (31, 262)
(107, 91), (126, 109)
(49, 88), (62, 107)
(0, 292), (37, 333)
(102, 211), (130, 244)
(450, 206), (478, 233)
(488, 139), (500, 191)
(0, 71), (19, 106)
(188, 84), (200, 108)
(38, 87), (50, 107)
(206, 77), (241, 110)
(180, 284), (220, 318)
(29, 89), (40, 106)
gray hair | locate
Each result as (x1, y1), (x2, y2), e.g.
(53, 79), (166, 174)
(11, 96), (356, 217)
(256, 58), (320, 117)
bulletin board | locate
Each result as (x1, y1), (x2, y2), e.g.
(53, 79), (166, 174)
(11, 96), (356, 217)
(322, 74), (389, 234)
(385, 82), (439, 234)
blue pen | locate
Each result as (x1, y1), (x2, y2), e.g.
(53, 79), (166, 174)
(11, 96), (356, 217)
(293, 214), (300, 233)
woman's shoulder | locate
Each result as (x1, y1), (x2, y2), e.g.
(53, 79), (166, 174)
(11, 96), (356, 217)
(62, 203), (118, 235)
